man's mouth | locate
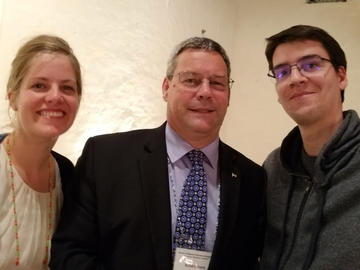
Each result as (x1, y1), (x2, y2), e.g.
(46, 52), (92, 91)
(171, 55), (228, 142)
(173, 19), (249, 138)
(189, 108), (215, 113)
(290, 91), (313, 100)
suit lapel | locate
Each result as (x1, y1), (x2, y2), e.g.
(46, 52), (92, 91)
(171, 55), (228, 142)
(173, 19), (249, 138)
(138, 124), (172, 269)
(211, 141), (241, 262)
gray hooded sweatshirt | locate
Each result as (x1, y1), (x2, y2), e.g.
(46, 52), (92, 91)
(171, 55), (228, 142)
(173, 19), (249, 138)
(261, 110), (360, 270)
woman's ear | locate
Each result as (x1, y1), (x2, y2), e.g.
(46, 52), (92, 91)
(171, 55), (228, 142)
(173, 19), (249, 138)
(8, 92), (18, 111)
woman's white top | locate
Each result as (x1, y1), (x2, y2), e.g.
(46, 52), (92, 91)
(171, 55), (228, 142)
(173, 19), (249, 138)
(0, 142), (63, 270)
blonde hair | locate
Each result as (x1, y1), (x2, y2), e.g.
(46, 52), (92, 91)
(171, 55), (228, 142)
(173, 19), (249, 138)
(7, 34), (82, 100)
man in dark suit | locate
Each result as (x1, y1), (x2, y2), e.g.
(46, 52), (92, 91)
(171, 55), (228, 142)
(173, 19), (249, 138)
(50, 37), (266, 270)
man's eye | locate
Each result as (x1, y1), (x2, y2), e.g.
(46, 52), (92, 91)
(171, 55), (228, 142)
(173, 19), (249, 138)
(301, 62), (320, 72)
(275, 68), (290, 79)
(210, 80), (227, 91)
(210, 80), (224, 86)
(183, 78), (200, 86)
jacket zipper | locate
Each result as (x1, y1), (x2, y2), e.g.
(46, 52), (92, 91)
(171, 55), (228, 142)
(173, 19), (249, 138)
(279, 178), (313, 270)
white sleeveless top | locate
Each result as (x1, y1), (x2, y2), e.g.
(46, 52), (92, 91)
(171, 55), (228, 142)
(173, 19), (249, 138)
(0, 143), (63, 270)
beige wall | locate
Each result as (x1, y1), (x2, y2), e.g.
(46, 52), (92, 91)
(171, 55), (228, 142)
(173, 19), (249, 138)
(222, 0), (360, 163)
(0, 0), (359, 164)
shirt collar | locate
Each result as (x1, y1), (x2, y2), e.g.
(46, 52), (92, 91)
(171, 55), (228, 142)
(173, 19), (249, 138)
(165, 123), (219, 168)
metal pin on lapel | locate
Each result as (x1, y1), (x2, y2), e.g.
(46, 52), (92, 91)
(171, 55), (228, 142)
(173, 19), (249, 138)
(232, 172), (238, 179)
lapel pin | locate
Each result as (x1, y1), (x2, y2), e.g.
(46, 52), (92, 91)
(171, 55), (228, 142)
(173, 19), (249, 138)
(232, 172), (238, 179)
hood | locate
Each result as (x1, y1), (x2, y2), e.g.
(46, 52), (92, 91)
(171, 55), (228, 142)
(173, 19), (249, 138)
(280, 110), (360, 187)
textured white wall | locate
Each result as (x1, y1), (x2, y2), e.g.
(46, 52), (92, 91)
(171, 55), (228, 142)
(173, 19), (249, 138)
(0, 0), (237, 162)
(0, 0), (359, 164)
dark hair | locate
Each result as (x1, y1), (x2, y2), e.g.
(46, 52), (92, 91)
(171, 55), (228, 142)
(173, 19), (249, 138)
(265, 25), (346, 101)
(166, 37), (231, 80)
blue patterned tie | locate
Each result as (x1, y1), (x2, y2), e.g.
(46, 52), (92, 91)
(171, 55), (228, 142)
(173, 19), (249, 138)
(174, 150), (207, 250)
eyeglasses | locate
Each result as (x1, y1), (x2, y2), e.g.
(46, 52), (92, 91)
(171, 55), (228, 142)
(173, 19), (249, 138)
(267, 55), (333, 82)
(171, 71), (234, 91)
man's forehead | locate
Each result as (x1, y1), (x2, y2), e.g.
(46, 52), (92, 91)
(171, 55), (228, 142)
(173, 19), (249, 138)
(176, 48), (223, 59)
(272, 39), (329, 65)
(174, 49), (227, 73)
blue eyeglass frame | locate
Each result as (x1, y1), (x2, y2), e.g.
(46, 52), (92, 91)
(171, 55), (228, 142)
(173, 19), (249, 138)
(267, 55), (333, 80)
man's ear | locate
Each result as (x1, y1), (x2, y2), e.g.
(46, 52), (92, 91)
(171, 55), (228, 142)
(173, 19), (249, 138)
(227, 89), (230, 106)
(162, 77), (170, 101)
(337, 66), (348, 91)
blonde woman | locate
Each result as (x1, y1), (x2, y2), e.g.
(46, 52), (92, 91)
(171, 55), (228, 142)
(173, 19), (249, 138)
(0, 35), (82, 269)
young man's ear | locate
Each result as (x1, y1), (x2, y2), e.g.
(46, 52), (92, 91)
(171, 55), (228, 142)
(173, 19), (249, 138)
(337, 66), (348, 91)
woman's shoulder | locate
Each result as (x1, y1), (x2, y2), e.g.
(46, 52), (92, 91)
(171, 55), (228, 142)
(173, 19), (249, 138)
(0, 133), (8, 143)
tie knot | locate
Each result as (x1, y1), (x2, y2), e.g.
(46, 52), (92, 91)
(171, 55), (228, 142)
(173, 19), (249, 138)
(187, 150), (205, 165)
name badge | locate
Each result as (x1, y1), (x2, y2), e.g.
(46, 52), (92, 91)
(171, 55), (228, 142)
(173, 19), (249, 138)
(173, 248), (211, 270)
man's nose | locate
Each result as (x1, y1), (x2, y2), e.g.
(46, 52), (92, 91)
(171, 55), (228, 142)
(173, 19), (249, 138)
(289, 65), (306, 84)
(196, 79), (212, 98)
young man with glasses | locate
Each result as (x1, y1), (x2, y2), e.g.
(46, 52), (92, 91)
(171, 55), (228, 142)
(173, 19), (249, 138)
(261, 25), (360, 270)
(50, 37), (266, 270)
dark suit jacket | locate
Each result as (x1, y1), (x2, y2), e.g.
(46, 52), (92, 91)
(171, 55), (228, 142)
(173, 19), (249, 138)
(50, 124), (266, 270)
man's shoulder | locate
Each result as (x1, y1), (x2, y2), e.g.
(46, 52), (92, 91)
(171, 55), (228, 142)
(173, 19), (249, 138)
(51, 150), (75, 191)
(88, 124), (165, 145)
(263, 125), (300, 172)
(263, 146), (289, 185)
(51, 150), (74, 168)
(219, 140), (262, 170)
(263, 147), (281, 167)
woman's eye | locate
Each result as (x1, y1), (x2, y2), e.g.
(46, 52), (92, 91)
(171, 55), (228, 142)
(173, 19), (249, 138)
(62, 85), (78, 95)
(63, 85), (74, 91)
(32, 83), (45, 89)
